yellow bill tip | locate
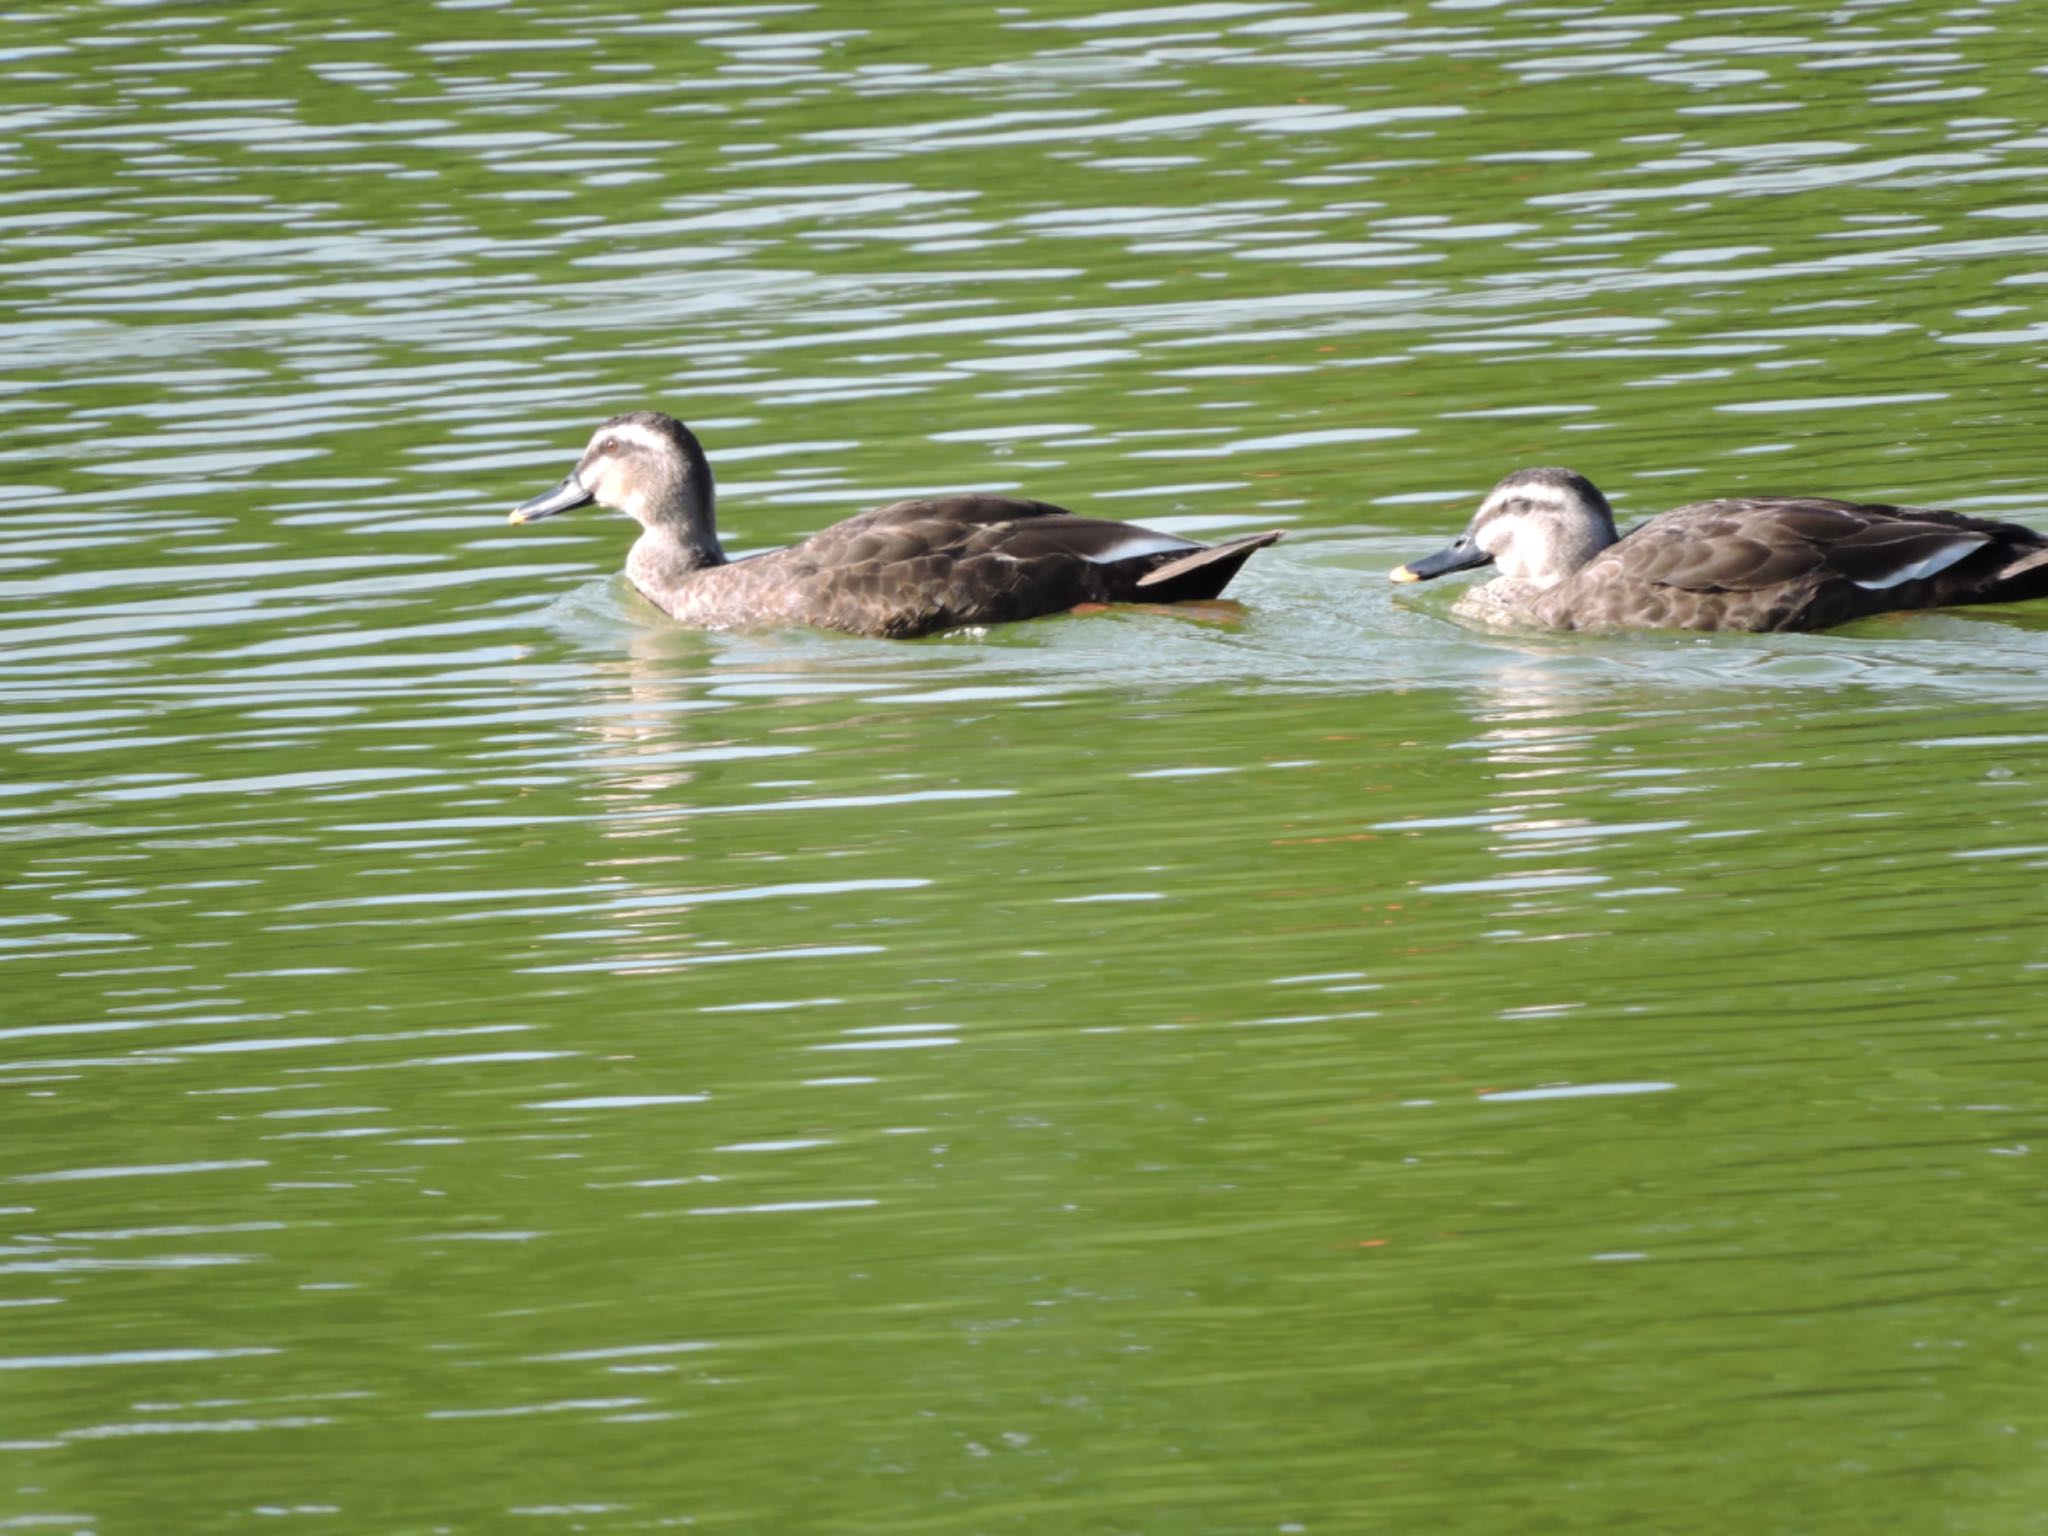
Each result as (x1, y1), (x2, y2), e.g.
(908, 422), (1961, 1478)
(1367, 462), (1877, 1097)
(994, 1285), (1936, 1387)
(1389, 565), (1422, 584)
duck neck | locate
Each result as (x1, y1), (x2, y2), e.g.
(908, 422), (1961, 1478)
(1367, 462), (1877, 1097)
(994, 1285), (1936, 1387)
(629, 526), (726, 595)
(633, 434), (728, 576)
(1524, 515), (1617, 588)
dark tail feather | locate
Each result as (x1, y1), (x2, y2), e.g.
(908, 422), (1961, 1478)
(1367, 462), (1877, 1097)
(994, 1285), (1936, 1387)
(1134, 531), (1283, 602)
(1993, 543), (2048, 588)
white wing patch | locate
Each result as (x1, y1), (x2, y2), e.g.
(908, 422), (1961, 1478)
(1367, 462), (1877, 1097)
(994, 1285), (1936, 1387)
(1850, 535), (1985, 590)
(1082, 532), (1197, 565)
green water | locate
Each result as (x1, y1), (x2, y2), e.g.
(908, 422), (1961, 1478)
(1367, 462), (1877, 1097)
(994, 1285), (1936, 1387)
(6, 2), (2048, 1532)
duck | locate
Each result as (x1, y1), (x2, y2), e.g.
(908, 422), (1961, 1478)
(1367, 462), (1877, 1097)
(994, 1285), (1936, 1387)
(508, 411), (1282, 639)
(1389, 465), (2048, 633)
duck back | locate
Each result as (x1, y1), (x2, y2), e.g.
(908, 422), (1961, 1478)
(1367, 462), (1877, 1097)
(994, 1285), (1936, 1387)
(645, 496), (1279, 639)
(1526, 498), (2048, 632)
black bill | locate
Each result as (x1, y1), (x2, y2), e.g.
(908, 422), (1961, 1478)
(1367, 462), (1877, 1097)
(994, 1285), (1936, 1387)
(1390, 537), (1493, 584)
(508, 473), (593, 525)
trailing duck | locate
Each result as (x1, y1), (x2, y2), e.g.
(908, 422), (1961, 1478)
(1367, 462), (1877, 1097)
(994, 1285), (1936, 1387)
(1391, 466), (2048, 633)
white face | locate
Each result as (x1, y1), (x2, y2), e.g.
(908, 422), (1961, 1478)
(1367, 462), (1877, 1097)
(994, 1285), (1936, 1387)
(1471, 478), (1595, 583)
(1473, 506), (1534, 577)
(575, 419), (677, 525)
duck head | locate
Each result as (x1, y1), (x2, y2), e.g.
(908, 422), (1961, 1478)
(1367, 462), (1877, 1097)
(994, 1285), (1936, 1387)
(1392, 466), (1619, 588)
(510, 411), (719, 548)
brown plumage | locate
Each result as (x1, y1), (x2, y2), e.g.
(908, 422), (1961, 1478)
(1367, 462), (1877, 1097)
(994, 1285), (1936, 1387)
(509, 412), (1280, 640)
(1391, 466), (2048, 633)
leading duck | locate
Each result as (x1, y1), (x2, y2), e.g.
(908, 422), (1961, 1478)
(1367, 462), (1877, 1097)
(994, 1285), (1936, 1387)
(1391, 465), (2048, 633)
(509, 411), (1282, 639)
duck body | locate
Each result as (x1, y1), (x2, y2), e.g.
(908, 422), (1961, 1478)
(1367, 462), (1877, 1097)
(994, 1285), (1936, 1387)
(1392, 467), (2048, 634)
(511, 412), (1280, 640)
(630, 493), (1279, 640)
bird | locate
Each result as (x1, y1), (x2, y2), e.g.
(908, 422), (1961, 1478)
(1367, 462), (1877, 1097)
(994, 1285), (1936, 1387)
(507, 411), (1282, 639)
(1389, 465), (2048, 633)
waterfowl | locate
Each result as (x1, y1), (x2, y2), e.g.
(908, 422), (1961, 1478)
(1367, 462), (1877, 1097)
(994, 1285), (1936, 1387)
(1390, 466), (2048, 633)
(508, 411), (1282, 639)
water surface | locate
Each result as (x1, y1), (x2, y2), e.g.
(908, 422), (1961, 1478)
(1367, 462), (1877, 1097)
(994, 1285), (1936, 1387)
(5, 2), (2048, 1532)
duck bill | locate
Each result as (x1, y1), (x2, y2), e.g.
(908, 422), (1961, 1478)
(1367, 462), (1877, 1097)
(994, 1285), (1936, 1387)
(1390, 540), (1494, 584)
(509, 473), (593, 525)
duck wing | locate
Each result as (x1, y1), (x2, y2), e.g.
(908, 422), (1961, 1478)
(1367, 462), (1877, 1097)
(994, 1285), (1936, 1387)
(836, 495), (1090, 537)
(778, 497), (1185, 571)
(913, 505), (1281, 602)
(1616, 498), (1995, 593)
(765, 496), (1276, 637)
